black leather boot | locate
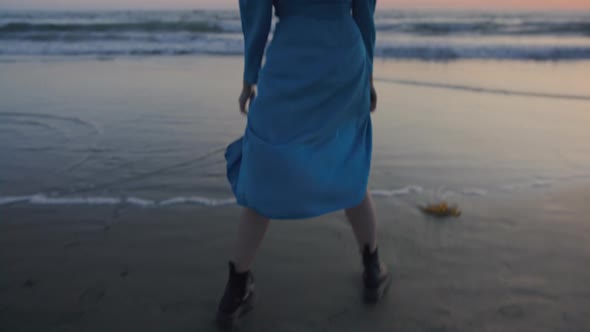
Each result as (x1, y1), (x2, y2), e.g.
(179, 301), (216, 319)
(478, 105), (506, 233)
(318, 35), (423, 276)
(216, 262), (255, 330)
(362, 245), (392, 303)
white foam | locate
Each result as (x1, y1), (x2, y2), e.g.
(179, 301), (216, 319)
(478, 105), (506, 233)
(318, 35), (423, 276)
(29, 194), (121, 205)
(160, 196), (236, 207)
(126, 197), (156, 207)
(0, 185), (493, 208)
(0, 195), (32, 205)
(532, 180), (552, 188)
(0, 194), (237, 207)
(501, 180), (553, 192)
(460, 188), (488, 196)
(500, 184), (519, 191)
(370, 185), (423, 197)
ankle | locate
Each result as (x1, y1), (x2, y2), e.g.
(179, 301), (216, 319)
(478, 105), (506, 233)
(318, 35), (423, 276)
(227, 262), (252, 297)
(362, 243), (377, 254)
(362, 245), (380, 268)
(230, 260), (250, 274)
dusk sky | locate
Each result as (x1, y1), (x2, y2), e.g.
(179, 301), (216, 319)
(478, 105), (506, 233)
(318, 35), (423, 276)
(1, 0), (590, 10)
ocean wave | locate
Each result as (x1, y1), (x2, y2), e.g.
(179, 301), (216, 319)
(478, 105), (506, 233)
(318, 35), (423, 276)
(375, 21), (590, 36)
(0, 10), (589, 61)
(1, 42), (589, 61)
(1, 12), (589, 37)
(2, 20), (589, 37)
(0, 21), (225, 34)
(376, 44), (590, 61)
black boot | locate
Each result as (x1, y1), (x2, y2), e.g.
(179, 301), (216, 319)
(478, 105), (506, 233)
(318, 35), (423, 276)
(362, 245), (392, 303)
(216, 262), (255, 330)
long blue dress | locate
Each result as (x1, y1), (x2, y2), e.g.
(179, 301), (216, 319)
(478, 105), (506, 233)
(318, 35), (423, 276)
(226, 0), (376, 219)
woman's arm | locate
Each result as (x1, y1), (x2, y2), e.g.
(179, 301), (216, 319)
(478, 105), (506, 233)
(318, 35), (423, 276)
(352, 0), (376, 75)
(240, 0), (273, 85)
(353, 0), (377, 111)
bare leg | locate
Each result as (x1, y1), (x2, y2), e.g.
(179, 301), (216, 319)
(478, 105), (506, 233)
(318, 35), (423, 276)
(346, 193), (391, 302)
(217, 207), (267, 327)
(345, 192), (378, 252)
(232, 207), (270, 273)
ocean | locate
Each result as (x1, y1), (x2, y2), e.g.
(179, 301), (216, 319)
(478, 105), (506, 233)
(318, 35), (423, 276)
(0, 9), (589, 60)
(1, 9), (590, 206)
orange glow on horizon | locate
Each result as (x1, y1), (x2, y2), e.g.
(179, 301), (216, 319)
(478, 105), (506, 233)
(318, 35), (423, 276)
(377, 0), (590, 10)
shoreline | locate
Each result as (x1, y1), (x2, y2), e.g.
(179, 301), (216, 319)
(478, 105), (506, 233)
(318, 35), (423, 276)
(2, 174), (590, 209)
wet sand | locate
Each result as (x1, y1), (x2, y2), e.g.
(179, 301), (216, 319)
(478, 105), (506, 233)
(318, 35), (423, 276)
(1, 56), (590, 331)
(1, 183), (590, 332)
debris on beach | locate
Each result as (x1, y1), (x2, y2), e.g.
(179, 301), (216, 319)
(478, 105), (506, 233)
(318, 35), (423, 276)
(419, 202), (461, 218)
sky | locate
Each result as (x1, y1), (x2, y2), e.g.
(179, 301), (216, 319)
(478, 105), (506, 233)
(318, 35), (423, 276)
(1, 0), (589, 10)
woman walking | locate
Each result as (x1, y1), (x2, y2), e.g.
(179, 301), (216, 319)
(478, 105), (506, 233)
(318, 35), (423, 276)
(217, 0), (390, 328)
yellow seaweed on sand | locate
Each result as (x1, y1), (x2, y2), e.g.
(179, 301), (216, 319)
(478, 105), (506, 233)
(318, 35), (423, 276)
(419, 202), (461, 218)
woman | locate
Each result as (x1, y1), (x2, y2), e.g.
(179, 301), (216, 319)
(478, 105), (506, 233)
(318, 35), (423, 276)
(217, 0), (390, 328)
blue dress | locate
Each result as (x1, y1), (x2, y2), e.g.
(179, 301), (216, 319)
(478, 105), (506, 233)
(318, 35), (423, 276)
(226, 0), (376, 219)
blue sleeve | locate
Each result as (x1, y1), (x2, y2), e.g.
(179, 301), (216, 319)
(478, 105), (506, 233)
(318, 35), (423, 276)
(239, 0), (273, 85)
(352, 0), (376, 73)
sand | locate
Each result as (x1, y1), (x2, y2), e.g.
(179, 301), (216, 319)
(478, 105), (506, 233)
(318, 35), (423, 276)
(1, 183), (590, 331)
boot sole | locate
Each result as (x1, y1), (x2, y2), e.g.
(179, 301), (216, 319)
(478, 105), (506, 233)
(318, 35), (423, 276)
(364, 273), (392, 304)
(216, 292), (255, 330)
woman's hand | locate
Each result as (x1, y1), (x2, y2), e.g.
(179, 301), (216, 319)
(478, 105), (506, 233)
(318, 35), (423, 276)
(239, 81), (256, 114)
(370, 83), (377, 112)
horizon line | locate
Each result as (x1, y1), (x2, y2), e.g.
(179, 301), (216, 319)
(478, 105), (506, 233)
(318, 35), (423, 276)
(1, 6), (590, 12)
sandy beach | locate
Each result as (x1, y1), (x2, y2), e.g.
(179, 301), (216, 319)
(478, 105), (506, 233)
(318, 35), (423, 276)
(2, 183), (590, 331)
(1, 56), (590, 331)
